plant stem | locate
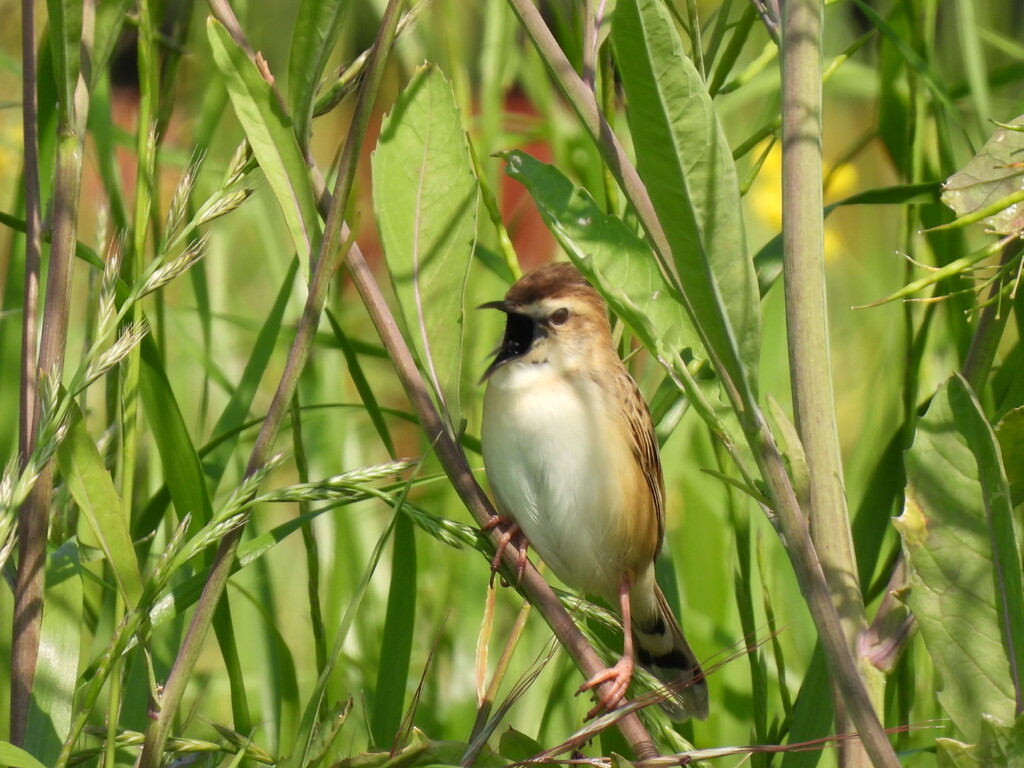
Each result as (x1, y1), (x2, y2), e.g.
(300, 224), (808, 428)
(11, 0), (43, 746)
(136, 2), (404, 765)
(12, 0), (95, 741)
(18, 0), (42, 465)
(780, 2), (882, 766)
(962, 240), (1022, 392)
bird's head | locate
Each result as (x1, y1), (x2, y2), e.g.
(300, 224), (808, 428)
(480, 262), (613, 381)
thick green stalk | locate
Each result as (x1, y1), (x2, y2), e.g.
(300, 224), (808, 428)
(136, 2), (404, 765)
(780, 2), (880, 765)
(12, 0), (94, 742)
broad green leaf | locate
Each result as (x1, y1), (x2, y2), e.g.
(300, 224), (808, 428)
(372, 64), (478, 433)
(938, 713), (1024, 768)
(612, 0), (760, 388)
(941, 115), (1024, 235)
(498, 728), (545, 762)
(897, 375), (1024, 739)
(500, 150), (696, 364)
(208, 18), (321, 270)
(57, 404), (143, 605)
(288, 0), (348, 149)
(24, 542), (83, 767)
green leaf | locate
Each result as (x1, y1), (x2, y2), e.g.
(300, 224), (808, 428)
(611, 0), (760, 387)
(372, 64), (478, 433)
(0, 742), (49, 768)
(995, 407), (1024, 508)
(288, 0), (347, 150)
(56, 404), (144, 605)
(370, 515), (417, 748)
(92, 0), (133, 88)
(208, 17), (321, 269)
(24, 542), (83, 767)
(941, 116), (1024, 235)
(139, 336), (214, 531)
(497, 728), (544, 762)
(938, 713), (1024, 768)
(781, 644), (832, 768)
(46, 0), (83, 125)
(897, 375), (1024, 739)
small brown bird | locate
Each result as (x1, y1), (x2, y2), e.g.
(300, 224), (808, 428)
(480, 262), (709, 721)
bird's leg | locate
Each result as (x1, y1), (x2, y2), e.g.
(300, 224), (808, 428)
(578, 576), (635, 719)
(483, 516), (529, 586)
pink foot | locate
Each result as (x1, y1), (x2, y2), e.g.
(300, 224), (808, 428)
(577, 655), (635, 720)
(483, 516), (529, 586)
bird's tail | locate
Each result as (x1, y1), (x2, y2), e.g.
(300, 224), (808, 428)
(633, 583), (709, 721)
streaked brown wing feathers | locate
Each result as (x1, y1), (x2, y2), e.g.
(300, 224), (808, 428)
(615, 368), (665, 554)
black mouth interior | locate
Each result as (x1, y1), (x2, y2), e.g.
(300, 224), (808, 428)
(494, 312), (536, 367)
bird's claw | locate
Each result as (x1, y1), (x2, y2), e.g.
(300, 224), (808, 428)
(484, 516), (529, 587)
(577, 656), (635, 720)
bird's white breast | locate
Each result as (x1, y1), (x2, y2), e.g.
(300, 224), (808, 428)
(482, 361), (635, 599)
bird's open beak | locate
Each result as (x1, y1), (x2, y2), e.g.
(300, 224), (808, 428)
(479, 301), (541, 381)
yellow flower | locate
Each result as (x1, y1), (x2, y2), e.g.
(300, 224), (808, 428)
(747, 140), (860, 261)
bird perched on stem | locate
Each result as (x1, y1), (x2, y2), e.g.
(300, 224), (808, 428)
(480, 262), (709, 721)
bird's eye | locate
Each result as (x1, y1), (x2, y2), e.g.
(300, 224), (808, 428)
(550, 308), (570, 326)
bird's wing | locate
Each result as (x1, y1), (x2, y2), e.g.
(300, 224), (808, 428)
(617, 368), (666, 553)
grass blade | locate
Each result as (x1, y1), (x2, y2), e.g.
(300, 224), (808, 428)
(208, 17), (321, 269)
(370, 514), (417, 749)
(56, 404), (143, 605)
(288, 0), (347, 150)
(24, 542), (83, 767)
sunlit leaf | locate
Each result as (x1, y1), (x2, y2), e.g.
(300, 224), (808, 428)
(897, 375), (1024, 739)
(56, 404), (143, 605)
(288, 0), (347, 149)
(208, 17), (322, 269)
(372, 64), (478, 434)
